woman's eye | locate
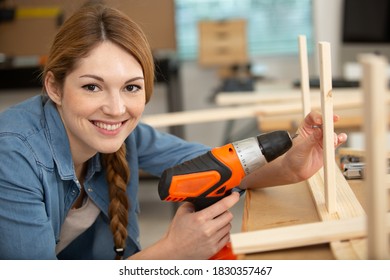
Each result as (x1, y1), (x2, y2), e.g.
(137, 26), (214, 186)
(82, 84), (99, 92)
(125, 85), (141, 92)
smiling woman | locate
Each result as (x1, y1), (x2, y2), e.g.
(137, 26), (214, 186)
(0, 1), (347, 261)
(0, 2), (221, 260)
(41, 3), (153, 260)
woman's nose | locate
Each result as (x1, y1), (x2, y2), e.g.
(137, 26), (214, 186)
(102, 92), (125, 116)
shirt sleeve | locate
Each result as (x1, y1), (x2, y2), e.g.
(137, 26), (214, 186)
(0, 135), (57, 259)
(132, 123), (211, 177)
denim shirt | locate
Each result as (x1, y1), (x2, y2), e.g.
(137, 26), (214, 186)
(0, 95), (209, 259)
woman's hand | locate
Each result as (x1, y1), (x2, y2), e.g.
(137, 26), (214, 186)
(240, 110), (348, 189)
(282, 110), (347, 181)
(129, 191), (240, 260)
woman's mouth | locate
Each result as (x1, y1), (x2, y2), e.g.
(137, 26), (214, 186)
(92, 120), (126, 133)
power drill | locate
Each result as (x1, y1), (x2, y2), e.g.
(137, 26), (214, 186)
(158, 130), (294, 259)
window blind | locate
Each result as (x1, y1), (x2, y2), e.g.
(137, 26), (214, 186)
(175, 0), (314, 60)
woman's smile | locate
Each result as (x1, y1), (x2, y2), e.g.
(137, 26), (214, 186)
(91, 120), (128, 135)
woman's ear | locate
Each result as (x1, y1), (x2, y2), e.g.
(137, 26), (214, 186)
(45, 71), (62, 105)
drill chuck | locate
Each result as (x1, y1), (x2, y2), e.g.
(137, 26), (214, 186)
(232, 130), (293, 175)
(257, 130), (293, 162)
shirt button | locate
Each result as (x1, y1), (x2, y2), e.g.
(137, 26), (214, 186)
(87, 188), (93, 192)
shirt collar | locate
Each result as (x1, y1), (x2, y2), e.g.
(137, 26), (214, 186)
(43, 97), (102, 180)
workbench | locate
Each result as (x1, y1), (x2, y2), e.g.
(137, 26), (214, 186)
(239, 178), (389, 260)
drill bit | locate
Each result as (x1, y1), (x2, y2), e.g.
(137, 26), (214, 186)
(292, 124), (322, 140)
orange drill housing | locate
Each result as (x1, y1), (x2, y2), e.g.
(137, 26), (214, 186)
(158, 143), (245, 210)
(208, 143), (245, 196)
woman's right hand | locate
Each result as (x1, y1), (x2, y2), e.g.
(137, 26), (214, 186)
(129, 191), (240, 260)
(164, 191), (240, 259)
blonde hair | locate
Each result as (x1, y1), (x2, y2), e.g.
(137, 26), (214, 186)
(43, 3), (154, 259)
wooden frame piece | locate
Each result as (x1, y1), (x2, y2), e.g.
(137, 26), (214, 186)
(298, 35), (311, 117)
(318, 42), (337, 214)
(231, 39), (390, 259)
(360, 54), (390, 259)
(307, 168), (367, 259)
(141, 94), (390, 128)
(307, 42), (367, 259)
(231, 213), (390, 255)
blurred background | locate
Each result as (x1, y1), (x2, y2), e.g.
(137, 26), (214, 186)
(1, 0), (389, 248)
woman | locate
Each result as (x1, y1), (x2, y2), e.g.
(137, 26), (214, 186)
(0, 4), (347, 260)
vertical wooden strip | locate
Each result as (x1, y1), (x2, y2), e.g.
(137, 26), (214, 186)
(318, 42), (336, 214)
(359, 54), (389, 259)
(298, 35), (311, 117)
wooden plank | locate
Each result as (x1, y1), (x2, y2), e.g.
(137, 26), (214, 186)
(257, 108), (380, 133)
(141, 104), (267, 127)
(306, 169), (368, 259)
(318, 42), (336, 213)
(360, 54), (390, 259)
(216, 91), (301, 106)
(216, 88), (366, 107)
(231, 213), (390, 255)
(307, 169), (365, 221)
(307, 148), (368, 259)
(298, 35), (311, 117)
(141, 94), (390, 128)
(305, 41), (368, 259)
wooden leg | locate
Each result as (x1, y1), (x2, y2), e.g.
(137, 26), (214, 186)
(298, 35), (311, 118)
(360, 54), (390, 259)
(318, 42), (337, 214)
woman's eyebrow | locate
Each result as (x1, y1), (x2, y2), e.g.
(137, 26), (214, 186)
(125, 77), (144, 83)
(79, 74), (104, 82)
(79, 75), (144, 84)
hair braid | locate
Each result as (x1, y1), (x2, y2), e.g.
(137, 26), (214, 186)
(101, 143), (130, 260)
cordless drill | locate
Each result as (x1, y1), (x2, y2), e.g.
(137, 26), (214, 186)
(158, 130), (294, 259)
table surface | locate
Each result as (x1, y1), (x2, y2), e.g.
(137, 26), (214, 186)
(238, 179), (377, 260)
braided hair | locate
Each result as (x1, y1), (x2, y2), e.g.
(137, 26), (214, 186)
(101, 144), (130, 259)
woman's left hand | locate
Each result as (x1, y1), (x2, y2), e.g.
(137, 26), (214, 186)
(241, 110), (348, 189)
(282, 110), (348, 181)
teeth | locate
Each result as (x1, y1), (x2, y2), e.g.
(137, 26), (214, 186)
(94, 121), (122, 131)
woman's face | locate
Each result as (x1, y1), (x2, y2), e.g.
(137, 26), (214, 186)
(53, 41), (146, 161)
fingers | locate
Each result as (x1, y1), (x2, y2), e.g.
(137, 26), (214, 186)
(304, 110), (322, 127)
(211, 209), (234, 230)
(335, 132), (348, 147)
(303, 111), (347, 137)
(304, 110), (341, 127)
(206, 217), (233, 255)
(214, 224), (232, 250)
(199, 191), (240, 219)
